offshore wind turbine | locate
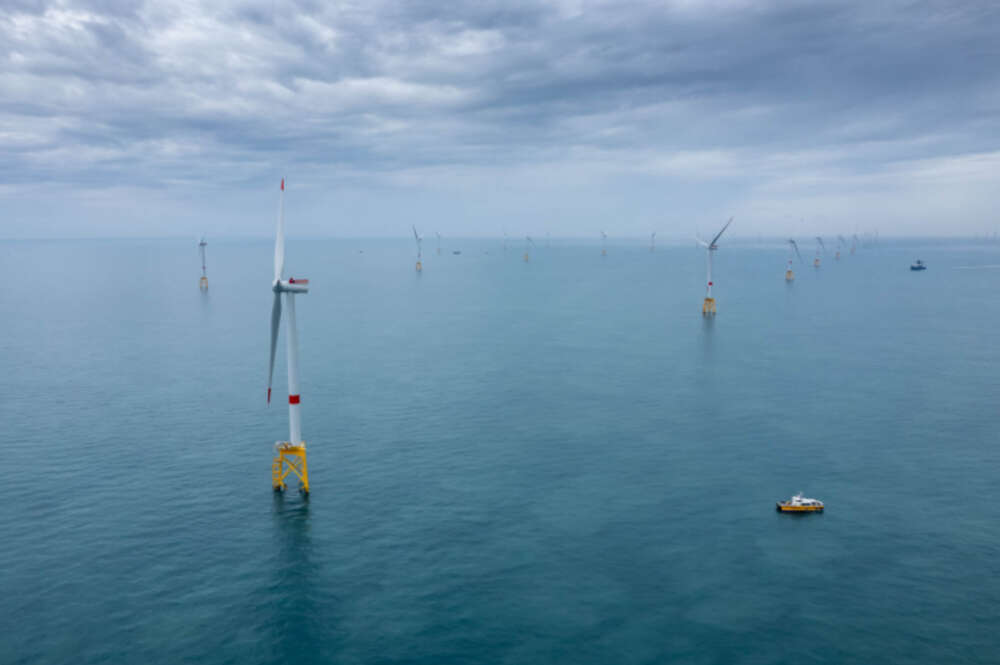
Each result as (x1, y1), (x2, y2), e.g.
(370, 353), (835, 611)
(696, 217), (733, 315)
(198, 236), (208, 290)
(267, 178), (311, 493)
(436, 232), (442, 255)
(836, 235), (847, 261)
(814, 236), (825, 268)
(650, 232), (656, 252)
(851, 234), (858, 254)
(601, 231), (607, 256)
(786, 239), (802, 281)
(524, 235), (535, 262)
(412, 225), (423, 272)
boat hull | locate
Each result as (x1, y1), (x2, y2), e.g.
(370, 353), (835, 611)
(776, 503), (823, 512)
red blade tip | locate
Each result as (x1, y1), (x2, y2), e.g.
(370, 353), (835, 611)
(280, 178), (284, 191)
(267, 388), (272, 404)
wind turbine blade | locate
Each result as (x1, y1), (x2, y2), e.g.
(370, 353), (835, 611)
(274, 178), (286, 282)
(710, 217), (734, 247)
(267, 290), (282, 404)
(789, 239), (803, 262)
(695, 234), (709, 248)
(412, 225), (420, 243)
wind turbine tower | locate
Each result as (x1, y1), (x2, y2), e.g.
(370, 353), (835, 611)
(267, 178), (312, 493)
(786, 239), (802, 281)
(436, 232), (442, 255)
(650, 232), (656, 252)
(696, 217), (733, 315)
(198, 236), (208, 290)
(412, 226), (423, 272)
(601, 231), (607, 256)
(524, 235), (535, 262)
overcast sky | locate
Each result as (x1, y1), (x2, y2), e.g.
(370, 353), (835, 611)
(2, 0), (998, 238)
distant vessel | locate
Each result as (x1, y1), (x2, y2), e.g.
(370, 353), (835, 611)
(776, 493), (824, 512)
(910, 260), (927, 271)
(452, 250), (461, 255)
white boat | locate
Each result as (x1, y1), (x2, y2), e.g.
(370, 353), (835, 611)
(776, 493), (824, 512)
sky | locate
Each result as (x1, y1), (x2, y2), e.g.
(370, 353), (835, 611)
(1, 0), (999, 238)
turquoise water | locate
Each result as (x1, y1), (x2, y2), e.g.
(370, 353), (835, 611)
(1, 238), (998, 664)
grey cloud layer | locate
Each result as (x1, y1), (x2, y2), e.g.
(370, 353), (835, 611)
(2, 0), (998, 236)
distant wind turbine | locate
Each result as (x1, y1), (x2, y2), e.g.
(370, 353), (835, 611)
(814, 237), (825, 268)
(524, 236), (535, 262)
(696, 217), (733, 315)
(412, 226), (423, 272)
(650, 232), (656, 252)
(436, 232), (442, 255)
(786, 239), (802, 281)
(601, 231), (607, 257)
(198, 236), (208, 290)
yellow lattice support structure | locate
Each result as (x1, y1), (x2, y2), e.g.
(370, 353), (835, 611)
(702, 297), (716, 315)
(272, 443), (310, 493)
(785, 269), (794, 281)
(199, 276), (208, 290)
(415, 260), (422, 272)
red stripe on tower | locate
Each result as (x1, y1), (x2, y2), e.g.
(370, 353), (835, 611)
(289, 394), (300, 404)
(281, 178), (284, 191)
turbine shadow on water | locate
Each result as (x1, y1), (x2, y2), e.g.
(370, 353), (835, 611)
(698, 316), (716, 367)
(268, 493), (328, 662)
(700, 314), (716, 337)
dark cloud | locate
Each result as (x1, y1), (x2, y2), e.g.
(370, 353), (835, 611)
(1, 0), (999, 236)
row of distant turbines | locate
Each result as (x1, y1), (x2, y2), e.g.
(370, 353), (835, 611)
(196, 183), (869, 494)
(409, 222), (865, 318)
(786, 234), (861, 280)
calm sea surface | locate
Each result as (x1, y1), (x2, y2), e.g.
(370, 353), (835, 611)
(1, 237), (998, 664)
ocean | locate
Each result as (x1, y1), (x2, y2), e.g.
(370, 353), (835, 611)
(1, 237), (998, 664)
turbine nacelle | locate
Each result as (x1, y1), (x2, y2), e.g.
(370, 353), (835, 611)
(273, 278), (310, 294)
